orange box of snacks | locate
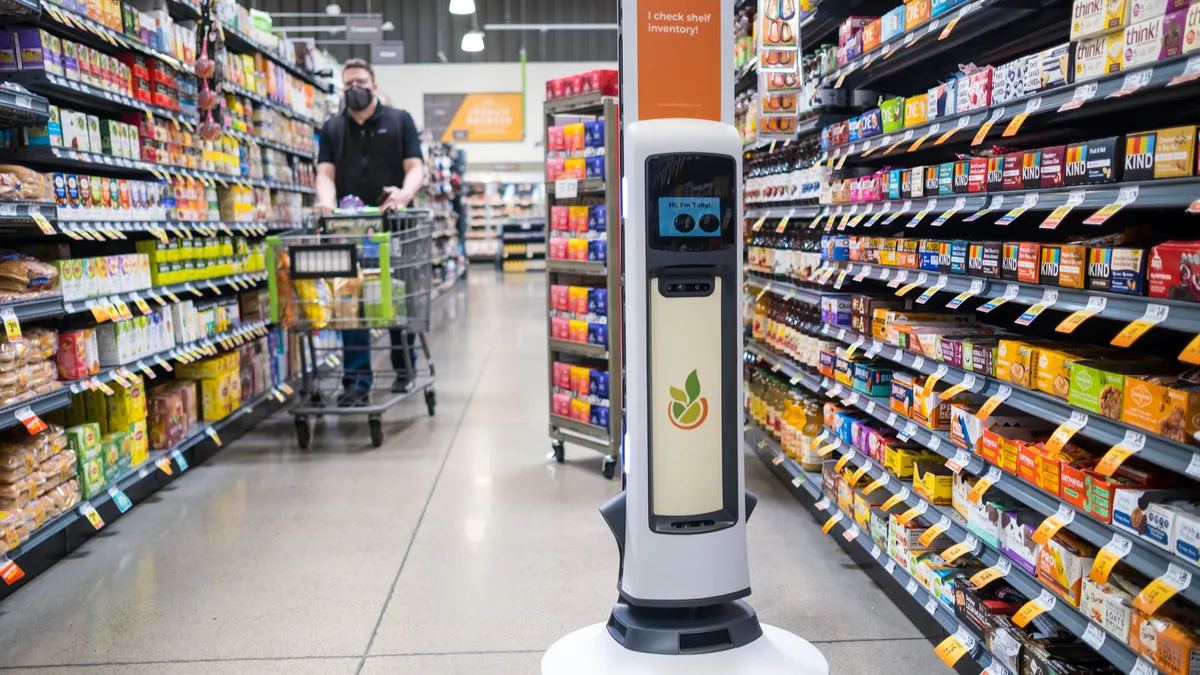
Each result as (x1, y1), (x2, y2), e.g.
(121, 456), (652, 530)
(1121, 373), (1200, 444)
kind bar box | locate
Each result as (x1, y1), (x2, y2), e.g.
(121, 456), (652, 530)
(1123, 8), (1188, 69)
(1154, 125), (1197, 178)
(1125, 130), (1158, 180)
(1088, 247), (1147, 295)
(1072, 0), (1130, 39)
(1074, 32), (1124, 81)
(1041, 145), (1067, 188)
(1002, 152), (1023, 190)
(1022, 149), (1043, 189)
(986, 156), (1005, 192)
(1067, 136), (1122, 185)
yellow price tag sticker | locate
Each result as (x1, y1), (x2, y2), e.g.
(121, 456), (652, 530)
(156, 456), (174, 476)
(81, 504), (104, 530)
(0, 309), (20, 342)
(751, 217), (767, 231)
(918, 517), (950, 547)
(967, 468), (1001, 503)
(1002, 112), (1030, 137)
(1095, 430), (1145, 476)
(1012, 593), (1056, 628)
(848, 464), (870, 486)
(774, 215), (791, 233)
(88, 302), (111, 323)
(895, 280), (924, 297)
(834, 451), (855, 473)
(1112, 304), (1169, 348)
(132, 295), (151, 315)
(1089, 534), (1133, 585)
(205, 427), (223, 447)
(974, 386), (1011, 421)
(1032, 506), (1075, 546)
(1056, 310), (1096, 334)
(821, 512), (843, 534)
(1133, 565), (1192, 616)
(95, 379), (115, 396)
(862, 475), (889, 496)
(895, 505), (924, 526)
(934, 634), (970, 668)
(920, 366), (948, 400)
(969, 559), (1011, 589)
(114, 300), (133, 320)
(31, 212), (55, 235)
(971, 120), (997, 146)
(815, 442), (839, 457)
(164, 290), (180, 303)
(938, 375), (976, 401)
(940, 536), (978, 563)
(1180, 332), (1200, 365)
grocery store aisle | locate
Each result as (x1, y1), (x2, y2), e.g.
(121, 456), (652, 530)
(0, 273), (947, 674)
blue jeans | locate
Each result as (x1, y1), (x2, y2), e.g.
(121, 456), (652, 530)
(342, 329), (418, 391)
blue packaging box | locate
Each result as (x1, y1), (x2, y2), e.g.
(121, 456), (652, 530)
(937, 162), (954, 196)
(881, 6), (906, 41)
(932, 0), (967, 17)
(585, 156), (605, 179)
(888, 169), (902, 200)
(588, 323), (607, 347)
(860, 109), (882, 138)
(589, 404), (610, 429)
(588, 288), (607, 315)
(588, 204), (606, 232)
(830, 235), (851, 260)
(848, 117), (861, 142)
(588, 240), (606, 263)
(949, 240), (969, 274)
(853, 364), (894, 397)
(590, 370), (610, 399)
(919, 251), (940, 271)
(584, 120), (605, 148)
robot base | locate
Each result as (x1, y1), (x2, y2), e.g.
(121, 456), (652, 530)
(542, 623), (829, 675)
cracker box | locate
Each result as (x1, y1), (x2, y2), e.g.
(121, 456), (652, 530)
(1088, 246), (1147, 295)
(1154, 124), (1197, 178)
(1072, 0), (1131, 39)
(1122, 374), (1200, 442)
(1074, 32), (1125, 81)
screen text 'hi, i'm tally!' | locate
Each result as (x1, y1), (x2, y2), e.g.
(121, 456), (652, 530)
(645, 11), (711, 36)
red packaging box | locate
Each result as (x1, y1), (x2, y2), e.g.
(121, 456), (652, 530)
(550, 284), (570, 311)
(1059, 460), (1091, 511)
(551, 317), (569, 340)
(968, 158), (988, 192)
(545, 158), (565, 181)
(553, 362), (571, 389)
(1002, 152), (1023, 190)
(552, 393), (571, 417)
(548, 78), (566, 99)
(1148, 241), (1200, 302)
(548, 238), (568, 260)
(1017, 443), (1039, 485)
(582, 69), (618, 95)
(1017, 242), (1041, 283)
(1041, 145), (1067, 188)
(563, 74), (583, 97)
(550, 205), (569, 230)
(547, 126), (565, 151)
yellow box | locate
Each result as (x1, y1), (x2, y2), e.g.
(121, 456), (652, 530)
(200, 375), (232, 421)
(905, 0), (931, 29)
(904, 96), (928, 127)
(128, 419), (148, 467)
(996, 340), (1036, 390)
(885, 445), (942, 479)
(912, 461), (953, 505)
(84, 388), (109, 435)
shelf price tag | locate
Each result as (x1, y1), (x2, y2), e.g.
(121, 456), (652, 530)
(970, 558), (1012, 589)
(971, 107), (1006, 146)
(13, 406), (46, 435)
(1084, 186), (1138, 225)
(946, 279), (986, 310)
(930, 197), (965, 227)
(1111, 303), (1168, 348)
(1169, 55), (1200, 86)
(1083, 622), (1107, 651)
(918, 515), (952, 547)
(975, 385), (1013, 422)
(945, 449), (972, 474)
(909, 123), (939, 152)
(554, 179), (578, 198)
(1095, 429), (1146, 476)
(791, 475), (805, 488)
(204, 427), (222, 447)
(1040, 190), (1086, 229)
(155, 456), (174, 476)
(853, 264), (872, 283)
(887, 269), (909, 290)
(921, 365), (949, 399)
(1014, 289), (1058, 326)
(1003, 97), (1042, 137)
(1134, 563), (1193, 616)
(935, 114), (972, 146)
(1013, 590), (1058, 628)
(79, 502), (104, 530)
(996, 193), (1038, 226)
(821, 511), (844, 533)
(774, 211), (793, 233)
(968, 467), (1003, 503)
(895, 272), (927, 297)
(1, 557), (25, 585)
(815, 439), (841, 457)
(1179, 332), (1200, 365)
(814, 497), (831, 512)
(864, 204), (888, 228)
(1032, 504), (1077, 546)
(108, 486), (133, 513)
(130, 292), (152, 315)
(1056, 296), (1107, 334)
(895, 500), (928, 526)
(897, 421), (919, 442)
(842, 524), (861, 542)
(0, 308), (19, 343)
(941, 534), (980, 563)
(1108, 67), (1154, 98)
(1089, 533), (1134, 585)
(881, 487), (910, 511)
(978, 284), (1020, 313)
(906, 199), (933, 228)
(964, 194), (1003, 222)
(862, 473), (890, 495)
(834, 449), (857, 472)
(171, 450), (189, 472)
(1059, 82), (1099, 112)
(934, 627), (977, 667)
(940, 374), (978, 401)
(1045, 411), (1088, 454)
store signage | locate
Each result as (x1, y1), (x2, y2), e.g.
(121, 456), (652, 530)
(371, 41), (405, 64)
(424, 93), (524, 143)
(636, 0), (723, 122)
(345, 17), (383, 41)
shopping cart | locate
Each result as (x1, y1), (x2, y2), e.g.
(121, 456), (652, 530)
(266, 211), (437, 448)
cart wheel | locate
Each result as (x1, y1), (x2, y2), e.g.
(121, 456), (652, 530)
(295, 418), (311, 450)
(552, 440), (565, 464)
(369, 417), (384, 448)
(602, 455), (617, 480)
(425, 389), (437, 416)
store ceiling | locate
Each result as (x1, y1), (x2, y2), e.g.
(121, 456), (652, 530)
(252, 0), (618, 64)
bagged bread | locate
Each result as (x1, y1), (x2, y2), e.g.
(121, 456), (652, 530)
(0, 250), (57, 293)
(0, 165), (52, 201)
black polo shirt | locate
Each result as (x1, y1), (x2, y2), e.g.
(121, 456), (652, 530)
(317, 104), (423, 205)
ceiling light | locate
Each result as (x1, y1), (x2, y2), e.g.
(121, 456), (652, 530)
(382, 20), (394, 30)
(325, 3), (341, 15)
(449, 0), (476, 15)
(461, 29), (484, 52)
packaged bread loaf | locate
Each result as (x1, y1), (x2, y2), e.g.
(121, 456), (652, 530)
(0, 475), (37, 511)
(0, 165), (52, 201)
(0, 250), (57, 294)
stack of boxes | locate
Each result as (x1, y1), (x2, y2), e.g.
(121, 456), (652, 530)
(176, 352), (242, 422)
(548, 204), (606, 264)
(66, 373), (148, 498)
(136, 236), (265, 286)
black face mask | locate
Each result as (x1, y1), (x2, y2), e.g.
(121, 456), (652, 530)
(344, 85), (373, 112)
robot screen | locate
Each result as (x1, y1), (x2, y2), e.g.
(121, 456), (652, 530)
(645, 153), (736, 253)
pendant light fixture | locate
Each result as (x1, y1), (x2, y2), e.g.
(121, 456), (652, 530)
(461, 29), (485, 52)
(449, 0), (476, 15)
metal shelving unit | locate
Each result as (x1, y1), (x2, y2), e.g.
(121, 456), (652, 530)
(544, 93), (621, 478)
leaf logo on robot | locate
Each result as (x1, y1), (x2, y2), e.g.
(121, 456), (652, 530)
(668, 369), (709, 430)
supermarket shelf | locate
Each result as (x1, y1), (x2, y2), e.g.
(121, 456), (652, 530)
(744, 276), (822, 306)
(38, 5), (194, 81)
(748, 421), (1148, 673)
(0, 0), (38, 19)
(0, 295), (63, 321)
(547, 179), (605, 197)
(59, 271), (266, 318)
(547, 338), (607, 360)
(49, 220), (295, 237)
(0, 145), (315, 194)
(543, 92), (616, 116)
(822, 51), (1200, 164)
(745, 426), (998, 674)
(220, 24), (323, 91)
(802, 176), (1200, 226)
(744, 205), (822, 220)
(165, 0), (202, 20)
(743, 114), (851, 153)
(549, 414), (610, 444)
(545, 259), (606, 277)
(1, 70), (190, 125)
(0, 388), (72, 434)
(222, 81), (319, 129)
(0, 85), (49, 126)
(226, 128), (316, 161)
(748, 336), (1200, 610)
(734, 59), (757, 95)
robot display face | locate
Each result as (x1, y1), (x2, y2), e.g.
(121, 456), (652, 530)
(643, 151), (740, 535)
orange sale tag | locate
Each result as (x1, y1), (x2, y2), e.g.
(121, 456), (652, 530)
(941, 535), (979, 563)
(975, 387), (1011, 421)
(0, 558), (25, 585)
(918, 517), (950, 547)
(1032, 506), (1075, 546)
(934, 629), (975, 667)
(939, 374), (977, 401)
(834, 451), (856, 473)
(1044, 412), (1088, 455)
(822, 512), (844, 534)
(1133, 565), (1192, 616)
(970, 559), (1012, 589)
(1013, 592), (1057, 628)
(155, 457), (174, 476)
(968, 467), (1002, 504)
(1111, 304), (1168, 348)
(1180, 333), (1200, 365)
(1003, 112), (1030, 137)
(849, 464), (870, 486)
(921, 365), (949, 400)
(1089, 534), (1133, 585)
(971, 120), (996, 146)
(816, 442), (840, 457)
(1095, 430), (1145, 476)
(863, 475), (890, 496)
(896, 505), (924, 526)
(882, 492), (907, 511)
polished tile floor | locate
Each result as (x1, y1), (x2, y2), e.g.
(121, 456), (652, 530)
(0, 273), (948, 674)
